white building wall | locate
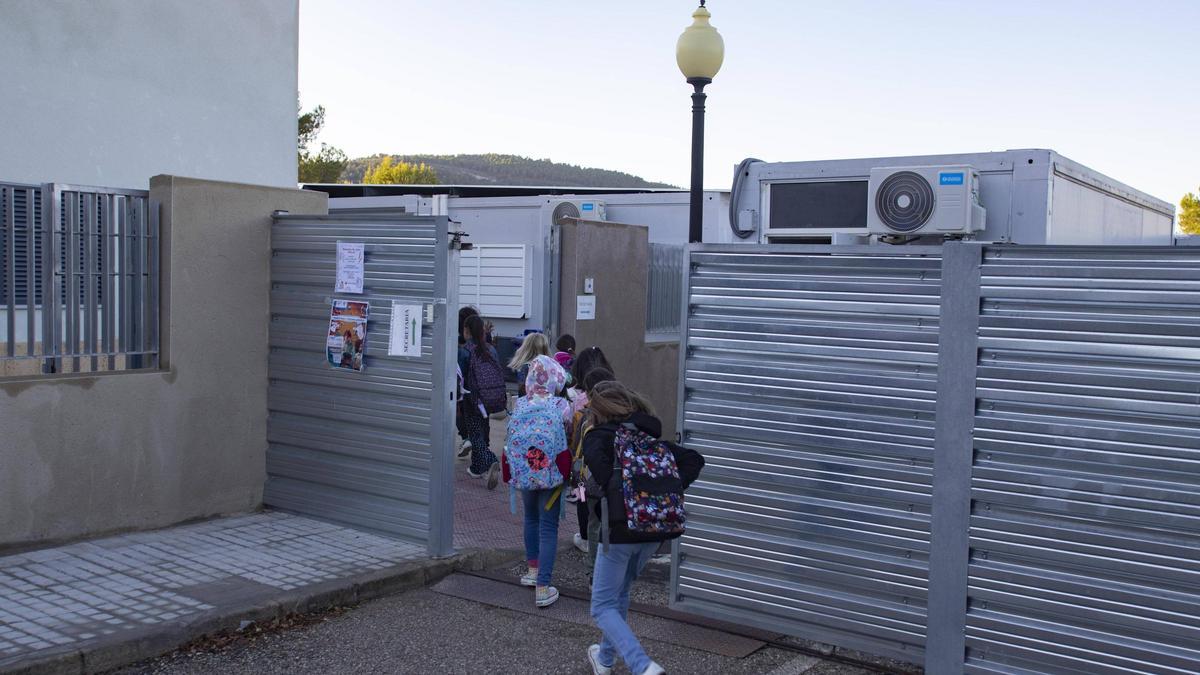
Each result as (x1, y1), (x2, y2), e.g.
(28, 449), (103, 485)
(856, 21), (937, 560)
(0, 0), (298, 190)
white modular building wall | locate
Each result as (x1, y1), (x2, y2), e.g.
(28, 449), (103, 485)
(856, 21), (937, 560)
(0, 1), (299, 189)
(730, 149), (1174, 246)
(329, 191), (730, 338)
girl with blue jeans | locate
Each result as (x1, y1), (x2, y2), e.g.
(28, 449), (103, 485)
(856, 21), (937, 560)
(582, 381), (704, 675)
(503, 355), (572, 607)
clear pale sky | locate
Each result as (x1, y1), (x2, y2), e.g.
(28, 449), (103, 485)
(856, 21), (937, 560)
(299, 0), (1199, 210)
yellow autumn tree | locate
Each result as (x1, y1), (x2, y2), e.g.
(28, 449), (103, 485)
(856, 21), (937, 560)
(1180, 188), (1200, 235)
(362, 157), (439, 185)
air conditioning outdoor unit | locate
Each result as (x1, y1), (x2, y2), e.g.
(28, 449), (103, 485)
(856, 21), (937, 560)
(867, 166), (985, 235)
(549, 199), (606, 225)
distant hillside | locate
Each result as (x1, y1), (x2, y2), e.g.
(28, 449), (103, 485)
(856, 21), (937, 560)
(341, 153), (678, 189)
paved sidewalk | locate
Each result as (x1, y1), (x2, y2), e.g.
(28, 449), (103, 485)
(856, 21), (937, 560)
(452, 413), (576, 552)
(0, 512), (475, 674)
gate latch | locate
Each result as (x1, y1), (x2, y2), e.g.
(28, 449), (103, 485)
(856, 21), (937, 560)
(450, 230), (472, 250)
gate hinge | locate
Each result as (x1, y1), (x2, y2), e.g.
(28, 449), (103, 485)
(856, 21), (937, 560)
(450, 230), (472, 250)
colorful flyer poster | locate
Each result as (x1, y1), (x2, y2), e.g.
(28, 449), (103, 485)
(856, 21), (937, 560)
(335, 241), (365, 294)
(327, 300), (369, 372)
(388, 303), (423, 357)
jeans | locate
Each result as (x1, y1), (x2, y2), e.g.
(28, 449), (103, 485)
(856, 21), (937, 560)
(590, 541), (660, 674)
(521, 488), (562, 586)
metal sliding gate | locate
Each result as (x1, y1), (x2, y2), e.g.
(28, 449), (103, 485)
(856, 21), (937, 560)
(265, 213), (457, 557)
(672, 243), (1200, 674)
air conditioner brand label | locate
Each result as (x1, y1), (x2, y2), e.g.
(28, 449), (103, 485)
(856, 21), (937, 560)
(939, 172), (965, 185)
(582, 203), (595, 211)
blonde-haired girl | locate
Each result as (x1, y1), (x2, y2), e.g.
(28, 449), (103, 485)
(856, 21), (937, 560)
(508, 332), (551, 397)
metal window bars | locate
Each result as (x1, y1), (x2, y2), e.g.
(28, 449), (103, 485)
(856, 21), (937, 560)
(647, 243), (685, 335)
(0, 182), (158, 376)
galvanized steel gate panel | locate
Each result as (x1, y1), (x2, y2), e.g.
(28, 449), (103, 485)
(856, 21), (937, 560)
(957, 247), (1200, 675)
(266, 214), (456, 557)
(672, 245), (944, 664)
(674, 243), (1200, 674)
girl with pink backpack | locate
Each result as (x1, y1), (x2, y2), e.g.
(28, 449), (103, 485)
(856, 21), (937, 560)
(503, 355), (572, 607)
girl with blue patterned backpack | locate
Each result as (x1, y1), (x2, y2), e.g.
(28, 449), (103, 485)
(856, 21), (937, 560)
(503, 355), (572, 608)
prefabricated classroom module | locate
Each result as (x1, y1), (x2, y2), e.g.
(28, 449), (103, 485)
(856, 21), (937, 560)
(310, 185), (731, 343)
(719, 148), (1175, 246)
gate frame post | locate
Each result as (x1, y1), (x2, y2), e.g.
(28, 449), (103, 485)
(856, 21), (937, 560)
(427, 217), (458, 558)
(925, 241), (983, 675)
(668, 242), (699, 606)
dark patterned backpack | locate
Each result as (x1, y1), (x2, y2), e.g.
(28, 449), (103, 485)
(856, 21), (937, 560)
(612, 423), (686, 535)
(466, 348), (507, 414)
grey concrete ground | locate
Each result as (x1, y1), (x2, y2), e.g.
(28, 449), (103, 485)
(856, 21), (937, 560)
(112, 587), (834, 675)
(110, 542), (905, 675)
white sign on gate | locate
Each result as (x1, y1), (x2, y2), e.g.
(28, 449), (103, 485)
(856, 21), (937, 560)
(388, 302), (423, 357)
(335, 241), (365, 294)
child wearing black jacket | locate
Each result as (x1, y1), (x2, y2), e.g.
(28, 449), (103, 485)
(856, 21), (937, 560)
(582, 381), (703, 675)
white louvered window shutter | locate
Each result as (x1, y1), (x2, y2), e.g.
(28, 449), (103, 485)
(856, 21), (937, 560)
(457, 244), (530, 319)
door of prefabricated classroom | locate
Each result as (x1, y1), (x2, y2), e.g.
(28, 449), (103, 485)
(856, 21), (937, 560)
(264, 212), (459, 557)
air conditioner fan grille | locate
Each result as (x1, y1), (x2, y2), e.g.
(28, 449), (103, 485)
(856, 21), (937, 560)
(875, 171), (935, 232)
(551, 202), (580, 225)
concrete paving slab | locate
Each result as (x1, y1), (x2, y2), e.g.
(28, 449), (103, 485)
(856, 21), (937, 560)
(0, 511), (504, 675)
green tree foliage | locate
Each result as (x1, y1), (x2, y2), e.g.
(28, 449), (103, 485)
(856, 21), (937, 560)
(362, 156), (439, 184)
(1180, 188), (1200, 235)
(299, 144), (349, 183)
(297, 102), (348, 183)
(298, 104), (325, 149)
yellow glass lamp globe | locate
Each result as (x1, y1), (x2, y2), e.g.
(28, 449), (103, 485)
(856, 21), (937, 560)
(676, 3), (724, 81)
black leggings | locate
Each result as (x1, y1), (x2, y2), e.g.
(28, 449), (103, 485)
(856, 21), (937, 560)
(576, 498), (589, 540)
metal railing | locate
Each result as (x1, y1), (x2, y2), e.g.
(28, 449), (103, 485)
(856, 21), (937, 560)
(646, 243), (684, 336)
(1, 182), (158, 376)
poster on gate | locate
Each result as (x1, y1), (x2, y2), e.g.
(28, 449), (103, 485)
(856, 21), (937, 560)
(327, 299), (369, 372)
(334, 241), (365, 294)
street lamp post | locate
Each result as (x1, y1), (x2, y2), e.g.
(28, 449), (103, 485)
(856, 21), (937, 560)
(677, 1), (724, 244)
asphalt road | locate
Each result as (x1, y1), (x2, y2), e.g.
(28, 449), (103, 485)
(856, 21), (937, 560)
(114, 587), (828, 675)
(110, 547), (903, 675)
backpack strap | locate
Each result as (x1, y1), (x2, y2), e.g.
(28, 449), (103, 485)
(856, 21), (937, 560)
(600, 486), (611, 554)
(545, 484), (562, 512)
(599, 427), (628, 555)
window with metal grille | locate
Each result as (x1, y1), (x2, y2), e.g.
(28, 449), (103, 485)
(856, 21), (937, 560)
(1, 182), (159, 377)
(646, 243), (684, 337)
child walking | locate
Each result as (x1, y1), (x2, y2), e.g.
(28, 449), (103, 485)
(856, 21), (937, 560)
(507, 332), (551, 398)
(458, 315), (502, 487)
(554, 333), (576, 370)
(504, 355), (572, 607)
(583, 381), (705, 675)
(565, 347), (615, 556)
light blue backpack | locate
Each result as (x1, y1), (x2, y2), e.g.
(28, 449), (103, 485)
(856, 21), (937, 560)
(504, 396), (570, 491)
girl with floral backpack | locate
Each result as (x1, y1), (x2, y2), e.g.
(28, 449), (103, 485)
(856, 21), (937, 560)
(582, 381), (704, 675)
(503, 355), (572, 608)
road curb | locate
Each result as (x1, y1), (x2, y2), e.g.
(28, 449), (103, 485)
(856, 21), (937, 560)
(0, 548), (520, 675)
